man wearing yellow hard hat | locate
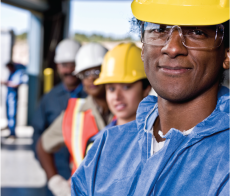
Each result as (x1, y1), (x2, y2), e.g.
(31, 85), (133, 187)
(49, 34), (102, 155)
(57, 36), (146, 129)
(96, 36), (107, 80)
(71, 0), (230, 195)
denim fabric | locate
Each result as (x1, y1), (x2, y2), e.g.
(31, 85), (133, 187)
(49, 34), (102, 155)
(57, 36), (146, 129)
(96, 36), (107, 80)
(87, 120), (117, 144)
(71, 86), (229, 196)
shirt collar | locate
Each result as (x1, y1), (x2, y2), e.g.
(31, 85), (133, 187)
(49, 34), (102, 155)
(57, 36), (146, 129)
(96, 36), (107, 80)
(60, 82), (83, 98)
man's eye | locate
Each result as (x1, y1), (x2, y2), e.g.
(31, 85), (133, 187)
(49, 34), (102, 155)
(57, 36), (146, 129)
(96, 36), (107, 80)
(151, 28), (167, 33)
(190, 30), (206, 36)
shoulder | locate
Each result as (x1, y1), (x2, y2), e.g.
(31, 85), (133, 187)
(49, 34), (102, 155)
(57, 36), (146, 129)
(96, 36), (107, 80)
(103, 121), (138, 141)
(48, 83), (65, 95)
(14, 63), (26, 70)
(41, 83), (65, 101)
(216, 86), (229, 114)
(86, 121), (139, 161)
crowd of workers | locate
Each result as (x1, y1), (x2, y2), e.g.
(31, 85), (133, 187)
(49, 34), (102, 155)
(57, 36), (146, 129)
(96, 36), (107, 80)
(2, 0), (229, 195)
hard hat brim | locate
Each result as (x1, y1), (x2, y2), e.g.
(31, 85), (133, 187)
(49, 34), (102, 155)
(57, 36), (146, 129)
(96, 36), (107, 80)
(94, 75), (147, 85)
(131, 1), (229, 26)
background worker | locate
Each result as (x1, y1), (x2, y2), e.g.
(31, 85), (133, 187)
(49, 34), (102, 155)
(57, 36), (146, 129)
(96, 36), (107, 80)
(87, 42), (151, 148)
(36, 43), (112, 196)
(31, 39), (87, 196)
(1, 61), (28, 138)
(71, 0), (230, 195)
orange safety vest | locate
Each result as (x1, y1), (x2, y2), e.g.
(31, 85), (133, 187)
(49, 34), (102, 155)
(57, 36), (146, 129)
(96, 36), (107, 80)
(62, 98), (99, 174)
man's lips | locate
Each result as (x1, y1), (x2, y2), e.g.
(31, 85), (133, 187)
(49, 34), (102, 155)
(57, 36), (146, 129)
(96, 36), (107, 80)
(158, 65), (192, 75)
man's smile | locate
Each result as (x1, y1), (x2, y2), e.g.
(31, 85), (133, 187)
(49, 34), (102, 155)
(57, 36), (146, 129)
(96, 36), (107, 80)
(158, 65), (192, 76)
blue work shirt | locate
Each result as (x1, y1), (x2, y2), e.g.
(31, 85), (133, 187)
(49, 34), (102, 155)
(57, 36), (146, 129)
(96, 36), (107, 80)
(32, 82), (87, 180)
(71, 86), (229, 196)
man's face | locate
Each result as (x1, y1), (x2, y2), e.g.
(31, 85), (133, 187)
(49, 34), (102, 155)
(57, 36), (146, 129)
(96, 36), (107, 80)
(56, 62), (78, 86)
(142, 25), (227, 102)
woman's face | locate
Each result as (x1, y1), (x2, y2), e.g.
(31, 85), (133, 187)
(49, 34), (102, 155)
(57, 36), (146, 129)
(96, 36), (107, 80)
(106, 81), (150, 123)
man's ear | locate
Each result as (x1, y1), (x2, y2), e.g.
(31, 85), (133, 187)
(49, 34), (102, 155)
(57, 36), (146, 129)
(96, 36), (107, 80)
(141, 44), (144, 62)
(223, 48), (230, 70)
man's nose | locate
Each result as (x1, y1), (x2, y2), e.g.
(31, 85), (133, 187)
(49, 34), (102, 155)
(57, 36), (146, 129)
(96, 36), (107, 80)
(161, 29), (188, 58)
(65, 65), (75, 73)
(87, 75), (97, 81)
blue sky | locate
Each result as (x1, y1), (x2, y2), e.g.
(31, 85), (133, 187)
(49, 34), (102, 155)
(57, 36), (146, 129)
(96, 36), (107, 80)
(1, 3), (30, 34)
(69, 1), (137, 38)
(1, 1), (137, 39)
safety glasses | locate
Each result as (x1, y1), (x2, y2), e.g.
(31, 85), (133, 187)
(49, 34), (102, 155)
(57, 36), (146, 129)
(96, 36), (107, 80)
(77, 69), (100, 80)
(141, 22), (224, 50)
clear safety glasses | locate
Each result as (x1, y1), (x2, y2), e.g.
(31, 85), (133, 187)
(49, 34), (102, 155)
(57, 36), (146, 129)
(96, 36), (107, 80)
(141, 22), (225, 50)
(77, 69), (100, 80)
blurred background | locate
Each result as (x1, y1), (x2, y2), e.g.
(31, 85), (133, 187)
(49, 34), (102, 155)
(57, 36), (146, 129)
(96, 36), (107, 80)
(1, 0), (141, 195)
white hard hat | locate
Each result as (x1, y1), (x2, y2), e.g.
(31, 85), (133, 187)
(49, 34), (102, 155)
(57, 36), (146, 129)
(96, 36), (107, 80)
(54, 39), (81, 63)
(75, 42), (108, 74)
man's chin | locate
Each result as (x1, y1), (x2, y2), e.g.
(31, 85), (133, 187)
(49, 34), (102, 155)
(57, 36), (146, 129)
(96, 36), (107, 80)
(156, 87), (195, 103)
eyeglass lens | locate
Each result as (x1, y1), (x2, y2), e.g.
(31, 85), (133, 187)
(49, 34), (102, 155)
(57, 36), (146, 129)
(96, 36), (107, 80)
(78, 69), (100, 80)
(142, 23), (224, 49)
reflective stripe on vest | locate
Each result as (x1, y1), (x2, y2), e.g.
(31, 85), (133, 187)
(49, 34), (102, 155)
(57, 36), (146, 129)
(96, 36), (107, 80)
(63, 98), (99, 173)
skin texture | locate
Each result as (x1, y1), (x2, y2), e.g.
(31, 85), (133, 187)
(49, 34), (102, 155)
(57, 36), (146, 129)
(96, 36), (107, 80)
(106, 81), (151, 125)
(56, 62), (80, 91)
(36, 139), (56, 180)
(141, 28), (230, 142)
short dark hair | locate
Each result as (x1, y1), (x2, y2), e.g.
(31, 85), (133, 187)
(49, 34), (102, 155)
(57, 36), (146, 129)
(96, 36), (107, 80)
(130, 17), (142, 37)
(141, 78), (151, 90)
(222, 20), (229, 48)
(215, 20), (229, 85)
(6, 61), (14, 67)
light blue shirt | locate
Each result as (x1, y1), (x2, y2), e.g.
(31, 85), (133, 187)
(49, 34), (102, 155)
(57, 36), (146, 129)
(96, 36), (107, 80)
(71, 86), (229, 196)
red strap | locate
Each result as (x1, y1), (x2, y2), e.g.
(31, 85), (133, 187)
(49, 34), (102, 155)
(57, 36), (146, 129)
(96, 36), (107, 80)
(62, 98), (77, 156)
(81, 110), (99, 156)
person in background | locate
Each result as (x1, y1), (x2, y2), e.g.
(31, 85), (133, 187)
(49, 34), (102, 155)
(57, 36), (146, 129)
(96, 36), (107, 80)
(1, 61), (28, 138)
(31, 39), (87, 196)
(71, 0), (230, 195)
(36, 43), (113, 196)
(86, 42), (151, 150)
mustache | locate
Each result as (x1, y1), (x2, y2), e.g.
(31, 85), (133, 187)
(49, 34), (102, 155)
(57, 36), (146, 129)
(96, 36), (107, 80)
(63, 73), (76, 77)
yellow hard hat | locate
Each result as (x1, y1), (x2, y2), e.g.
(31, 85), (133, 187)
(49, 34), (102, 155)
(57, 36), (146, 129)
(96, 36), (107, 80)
(94, 43), (146, 85)
(131, 0), (229, 26)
